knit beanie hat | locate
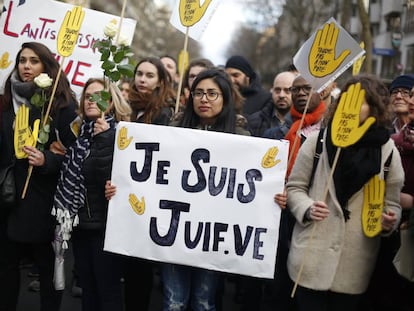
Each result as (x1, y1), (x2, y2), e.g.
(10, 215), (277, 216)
(225, 55), (255, 78)
(390, 74), (414, 92)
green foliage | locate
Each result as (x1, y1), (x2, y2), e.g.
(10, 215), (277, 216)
(93, 37), (134, 83)
(30, 88), (50, 150)
(91, 31), (135, 113)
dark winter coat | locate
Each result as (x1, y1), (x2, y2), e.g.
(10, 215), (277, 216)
(76, 128), (115, 230)
(247, 100), (292, 138)
(0, 100), (78, 243)
(240, 77), (271, 117)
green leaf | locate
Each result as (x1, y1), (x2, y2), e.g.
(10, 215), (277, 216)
(117, 64), (135, 77)
(114, 50), (125, 63)
(102, 60), (115, 70)
(97, 99), (109, 112)
(30, 93), (43, 108)
(100, 49), (110, 61)
(110, 44), (117, 53)
(90, 93), (101, 102)
(108, 70), (121, 82)
(38, 128), (49, 144)
(101, 90), (111, 101)
(43, 124), (50, 133)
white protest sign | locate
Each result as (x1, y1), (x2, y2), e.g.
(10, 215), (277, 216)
(169, 0), (220, 41)
(293, 17), (365, 93)
(105, 122), (288, 279)
(0, 0), (136, 96)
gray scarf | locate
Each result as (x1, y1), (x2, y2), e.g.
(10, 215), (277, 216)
(10, 70), (36, 113)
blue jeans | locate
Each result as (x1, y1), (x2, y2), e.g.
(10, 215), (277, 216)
(162, 263), (220, 311)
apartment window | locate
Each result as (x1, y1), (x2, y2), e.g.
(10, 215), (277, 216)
(406, 45), (414, 73)
(386, 14), (401, 31)
(405, 3), (414, 33)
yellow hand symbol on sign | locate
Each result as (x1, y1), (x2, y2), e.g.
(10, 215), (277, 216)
(14, 106), (40, 159)
(362, 175), (385, 237)
(179, 0), (212, 27)
(117, 126), (133, 150)
(331, 82), (375, 147)
(0, 52), (12, 69)
(309, 22), (351, 78)
(261, 146), (281, 168)
(57, 6), (85, 57)
(352, 42), (366, 76)
(129, 194), (145, 215)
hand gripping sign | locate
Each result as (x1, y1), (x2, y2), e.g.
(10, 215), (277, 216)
(21, 5), (85, 199)
(292, 82), (377, 297)
(14, 105), (40, 159)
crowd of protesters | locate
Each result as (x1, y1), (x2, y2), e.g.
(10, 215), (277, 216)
(1, 40), (414, 311)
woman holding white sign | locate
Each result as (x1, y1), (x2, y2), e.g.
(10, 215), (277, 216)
(161, 68), (250, 311)
(286, 75), (404, 310)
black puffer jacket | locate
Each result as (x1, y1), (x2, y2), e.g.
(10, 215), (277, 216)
(76, 128), (115, 230)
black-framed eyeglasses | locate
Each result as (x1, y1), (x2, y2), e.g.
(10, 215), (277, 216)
(191, 90), (222, 101)
(390, 88), (412, 98)
(289, 85), (313, 94)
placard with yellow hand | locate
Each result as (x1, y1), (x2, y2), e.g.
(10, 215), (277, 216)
(0, 52), (12, 69)
(331, 82), (375, 148)
(309, 22), (351, 78)
(117, 126), (132, 150)
(179, 0), (212, 27)
(362, 175), (385, 237)
(352, 42), (366, 76)
(261, 146), (281, 169)
(14, 105), (40, 159)
(57, 6), (85, 57)
(129, 194), (145, 215)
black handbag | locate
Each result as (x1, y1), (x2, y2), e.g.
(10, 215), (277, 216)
(0, 162), (16, 208)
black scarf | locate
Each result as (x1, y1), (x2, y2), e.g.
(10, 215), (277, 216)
(326, 122), (389, 221)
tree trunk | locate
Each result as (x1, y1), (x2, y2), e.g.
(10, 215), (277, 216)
(357, 0), (372, 74)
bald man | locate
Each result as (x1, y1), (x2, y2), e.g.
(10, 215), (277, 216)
(247, 71), (297, 138)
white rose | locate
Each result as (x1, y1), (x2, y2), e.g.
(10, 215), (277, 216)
(104, 21), (118, 38)
(117, 33), (129, 46)
(34, 73), (53, 88)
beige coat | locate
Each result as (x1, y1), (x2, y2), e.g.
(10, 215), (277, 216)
(286, 130), (404, 294)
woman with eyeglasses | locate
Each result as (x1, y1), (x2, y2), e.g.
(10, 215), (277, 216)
(388, 74), (414, 134)
(162, 69), (249, 311)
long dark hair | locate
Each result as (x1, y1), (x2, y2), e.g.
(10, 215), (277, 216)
(2, 42), (76, 112)
(180, 69), (237, 133)
(129, 57), (175, 123)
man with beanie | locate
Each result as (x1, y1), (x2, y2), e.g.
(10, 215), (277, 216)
(389, 74), (414, 133)
(225, 55), (272, 116)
